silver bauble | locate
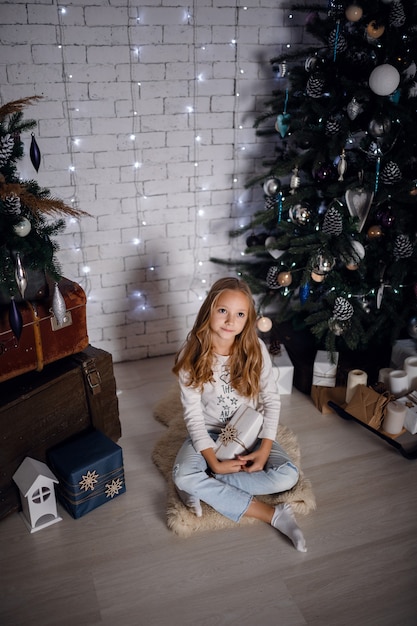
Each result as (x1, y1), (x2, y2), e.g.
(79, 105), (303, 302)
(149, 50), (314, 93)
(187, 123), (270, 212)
(289, 203), (310, 225)
(263, 178), (281, 197)
(368, 116), (392, 138)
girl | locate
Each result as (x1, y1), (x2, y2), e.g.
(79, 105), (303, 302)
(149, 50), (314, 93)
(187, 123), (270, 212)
(172, 277), (306, 552)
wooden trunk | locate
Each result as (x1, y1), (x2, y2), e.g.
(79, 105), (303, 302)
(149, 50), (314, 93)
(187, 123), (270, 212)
(0, 277), (89, 383)
(0, 345), (121, 520)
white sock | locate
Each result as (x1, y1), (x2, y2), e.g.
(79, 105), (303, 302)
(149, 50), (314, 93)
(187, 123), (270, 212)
(271, 503), (307, 552)
(176, 488), (203, 517)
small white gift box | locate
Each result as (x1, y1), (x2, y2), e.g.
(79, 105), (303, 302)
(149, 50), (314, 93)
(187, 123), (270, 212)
(396, 392), (417, 435)
(312, 350), (339, 387)
(271, 346), (294, 394)
(215, 405), (263, 460)
(390, 339), (417, 370)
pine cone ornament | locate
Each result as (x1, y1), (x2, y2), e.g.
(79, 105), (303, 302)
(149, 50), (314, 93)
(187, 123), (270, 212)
(3, 192), (21, 215)
(332, 296), (354, 321)
(269, 340), (282, 356)
(306, 73), (325, 98)
(264, 196), (277, 212)
(393, 234), (413, 260)
(366, 141), (380, 162)
(322, 204), (343, 236)
(325, 115), (341, 136)
(328, 29), (347, 54)
(390, 1), (406, 27)
(266, 266), (281, 289)
(0, 134), (14, 168)
(380, 161), (402, 185)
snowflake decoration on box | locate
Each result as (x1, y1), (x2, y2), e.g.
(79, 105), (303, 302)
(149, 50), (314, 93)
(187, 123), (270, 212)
(218, 423), (238, 445)
(79, 470), (99, 492)
(105, 478), (124, 498)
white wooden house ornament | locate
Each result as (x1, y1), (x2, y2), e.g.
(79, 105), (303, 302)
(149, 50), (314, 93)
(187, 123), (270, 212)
(12, 457), (62, 533)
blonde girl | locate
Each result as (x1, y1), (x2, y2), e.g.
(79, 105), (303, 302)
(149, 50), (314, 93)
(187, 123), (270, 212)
(172, 277), (306, 552)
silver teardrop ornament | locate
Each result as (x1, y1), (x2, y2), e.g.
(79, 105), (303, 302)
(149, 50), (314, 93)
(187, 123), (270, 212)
(14, 252), (27, 299)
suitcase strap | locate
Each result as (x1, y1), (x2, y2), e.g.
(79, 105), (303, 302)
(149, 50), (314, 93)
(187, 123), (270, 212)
(28, 303), (44, 372)
(81, 357), (102, 396)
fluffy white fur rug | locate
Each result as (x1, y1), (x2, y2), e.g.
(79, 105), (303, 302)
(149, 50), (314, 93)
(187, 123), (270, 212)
(152, 385), (316, 538)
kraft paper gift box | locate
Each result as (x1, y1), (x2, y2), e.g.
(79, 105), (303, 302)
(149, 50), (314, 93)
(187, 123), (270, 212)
(396, 392), (417, 435)
(271, 346), (294, 394)
(47, 429), (126, 519)
(215, 405), (263, 460)
(344, 384), (390, 430)
(312, 350), (339, 387)
(311, 385), (347, 414)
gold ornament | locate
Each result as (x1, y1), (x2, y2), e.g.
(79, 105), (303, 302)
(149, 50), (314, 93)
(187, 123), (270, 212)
(345, 5), (363, 22)
(367, 225), (383, 239)
(366, 21), (385, 39)
(311, 271), (325, 283)
(277, 271), (292, 287)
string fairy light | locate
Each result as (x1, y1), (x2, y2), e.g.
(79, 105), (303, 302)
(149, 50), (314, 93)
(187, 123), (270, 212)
(229, 2), (251, 262)
(126, 0), (152, 316)
(56, 3), (91, 295)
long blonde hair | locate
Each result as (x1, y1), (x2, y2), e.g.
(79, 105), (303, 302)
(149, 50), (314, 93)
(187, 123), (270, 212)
(173, 277), (262, 398)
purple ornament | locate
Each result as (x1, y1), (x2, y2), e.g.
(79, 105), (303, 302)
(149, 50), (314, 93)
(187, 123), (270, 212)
(9, 297), (23, 340)
(314, 163), (336, 183)
(246, 233), (259, 247)
(376, 208), (395, 228)
(30, 133), (41, 172)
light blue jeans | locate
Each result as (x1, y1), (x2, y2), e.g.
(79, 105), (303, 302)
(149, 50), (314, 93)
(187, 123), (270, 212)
(172, 434), (299, 523)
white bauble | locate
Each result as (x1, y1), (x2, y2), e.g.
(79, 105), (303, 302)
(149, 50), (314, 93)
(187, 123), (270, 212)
(257, 316), (273, 332)
(13, 217), (32, 237)
(369, 64), (400, 96)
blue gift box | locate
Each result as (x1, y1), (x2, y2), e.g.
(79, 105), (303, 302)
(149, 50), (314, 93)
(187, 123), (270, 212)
(47, 429), (126, 519)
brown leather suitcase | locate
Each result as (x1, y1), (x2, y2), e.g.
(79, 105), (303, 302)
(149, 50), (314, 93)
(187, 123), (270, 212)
(0, 277), (89, 383)
(0, 345), (121, 520)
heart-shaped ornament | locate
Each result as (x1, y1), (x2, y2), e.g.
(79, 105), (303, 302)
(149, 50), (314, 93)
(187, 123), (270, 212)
(345, 188), (374, 232)
(265, 236), (284, 260)
(275, 113), (291, 138)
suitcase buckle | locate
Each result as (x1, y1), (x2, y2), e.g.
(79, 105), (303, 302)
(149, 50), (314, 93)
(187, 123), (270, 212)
(83, 359), (102, 395)
(50, 310), (73, 331)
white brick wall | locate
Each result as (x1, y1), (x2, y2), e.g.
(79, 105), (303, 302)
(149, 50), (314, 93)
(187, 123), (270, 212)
(0, 0), (307, 363)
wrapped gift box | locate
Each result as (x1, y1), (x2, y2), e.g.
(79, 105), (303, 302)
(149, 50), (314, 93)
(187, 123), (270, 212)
(311, 385), (347, 414)
(396, 392), (417, 435)
(312, 350), (339, 387)
(271, 346), (294, 394)
(47, 429), (126, 519)
(215, 405), (263, 460)
(390, 339), (417, 369)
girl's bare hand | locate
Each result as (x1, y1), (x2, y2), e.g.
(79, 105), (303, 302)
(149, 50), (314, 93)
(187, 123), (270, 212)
(213, 458), (247, 474)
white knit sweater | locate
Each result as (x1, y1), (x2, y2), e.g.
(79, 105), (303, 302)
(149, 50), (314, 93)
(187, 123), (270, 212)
(178, 339), (281, 453)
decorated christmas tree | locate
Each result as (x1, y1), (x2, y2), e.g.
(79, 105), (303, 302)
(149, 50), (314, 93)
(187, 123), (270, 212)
(216, 0), (417, 361)
(0, 97), (87, 339)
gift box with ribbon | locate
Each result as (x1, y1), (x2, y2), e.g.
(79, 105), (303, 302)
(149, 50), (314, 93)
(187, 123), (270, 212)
(47, 429), (126, 519)
(215, 405), (263, 460)
(312, 350), (339, 387)
(271, 346), (294, 394)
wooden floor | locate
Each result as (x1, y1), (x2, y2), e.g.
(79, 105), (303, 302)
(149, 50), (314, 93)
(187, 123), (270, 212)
(1, 355), (416, 626)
